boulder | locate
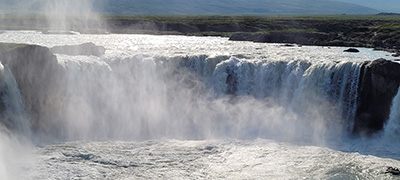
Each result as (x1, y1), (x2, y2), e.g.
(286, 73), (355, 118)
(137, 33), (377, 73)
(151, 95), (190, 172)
(50, 42), (105, 56)
(344, 48), (360, 53)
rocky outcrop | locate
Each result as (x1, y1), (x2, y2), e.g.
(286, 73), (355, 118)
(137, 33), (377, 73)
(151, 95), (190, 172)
(0, 43), (66, 137)
(344, 48), (360, 53)
(354, 59), (400, 135)
(50, 42), (106, 57)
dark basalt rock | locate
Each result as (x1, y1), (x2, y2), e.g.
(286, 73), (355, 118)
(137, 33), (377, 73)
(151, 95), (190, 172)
(353, 58), (400, 135)
(0, 43), (66, 137)
(50, 42), (106, 57)
(344, 48), (360, 53)
(386, 167), (400, 175)
(225, 65), (238, 95)
(392, 52), (400, 57)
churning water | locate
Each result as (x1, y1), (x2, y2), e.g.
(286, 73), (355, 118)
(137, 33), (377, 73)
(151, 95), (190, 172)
(0, 31), (399, 179)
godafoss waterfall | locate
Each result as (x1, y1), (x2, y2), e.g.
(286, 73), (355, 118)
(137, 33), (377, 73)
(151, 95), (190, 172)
(0, 31), (400, 179)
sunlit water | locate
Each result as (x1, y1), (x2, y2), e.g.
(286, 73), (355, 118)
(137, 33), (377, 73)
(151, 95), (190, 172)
(0, 31), (399, 179)
(0, 30), (393, 60)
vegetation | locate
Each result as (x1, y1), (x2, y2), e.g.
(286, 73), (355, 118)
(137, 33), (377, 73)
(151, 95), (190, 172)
(1, 14), (400, 51)
(94, 0), (378, 15)
(103, 15), (400, 50)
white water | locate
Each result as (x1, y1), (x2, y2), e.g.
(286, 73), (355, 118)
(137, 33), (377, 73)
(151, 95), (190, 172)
(15, 139), (400, 179)
(0, 31), (399, 179)
(385, 87), (400, 142)
(0, 63), (32, 180)
(0, 64), (30, 136)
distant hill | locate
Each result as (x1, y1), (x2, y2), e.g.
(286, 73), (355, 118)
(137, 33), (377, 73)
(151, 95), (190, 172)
(335, 0), (400, 13)
(0, 0), (380, 15)
(96, 0), (379, 15)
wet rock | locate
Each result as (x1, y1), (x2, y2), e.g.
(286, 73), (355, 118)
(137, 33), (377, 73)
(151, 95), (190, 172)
(0, 43), (66, 137)
(50, 42), (105, 56)
(386, 167), (400, 175)
(343, 48), (360, 53)
(225, 65), (237, 95)
(354, 58), (400, 135)
(392, 52), (400, 57)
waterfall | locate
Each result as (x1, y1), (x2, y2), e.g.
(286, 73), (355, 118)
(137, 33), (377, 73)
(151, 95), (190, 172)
(0, 63), (31, 180)
(384, 87), (400, 140)
(42, 55), (363, 142)
(0, 63), (30, 137)
(207, 58), (361, 132)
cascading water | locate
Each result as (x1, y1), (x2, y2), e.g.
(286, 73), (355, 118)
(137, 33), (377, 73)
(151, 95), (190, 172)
(1, 32), (399, 179)
(384, 87), (400, 141)
(0, 62), (31, 180)
(189, 56), (362, 138)
(0, 63), (30, 137)
(38, 53), (363, 143)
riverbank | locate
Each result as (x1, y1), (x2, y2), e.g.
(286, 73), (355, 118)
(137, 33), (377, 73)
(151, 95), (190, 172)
(1, 15), (400, 53)
(105, 15), (400, 54)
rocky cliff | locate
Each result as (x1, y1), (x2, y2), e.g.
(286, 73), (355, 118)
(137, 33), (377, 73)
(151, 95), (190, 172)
(354, 59), (400, 135)
(0, 43), (66, 138)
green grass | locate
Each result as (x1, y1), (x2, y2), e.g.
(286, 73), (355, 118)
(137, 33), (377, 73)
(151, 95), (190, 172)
(96, 0), (378, 15)
(103, 14), (400, 22)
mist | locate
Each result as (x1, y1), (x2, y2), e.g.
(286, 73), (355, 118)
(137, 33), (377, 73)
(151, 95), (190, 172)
(0, 130), (31, 180)
(0, 62), (34, 180)
(0, 1), (104, 177)
(0, 0), (105, 32)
